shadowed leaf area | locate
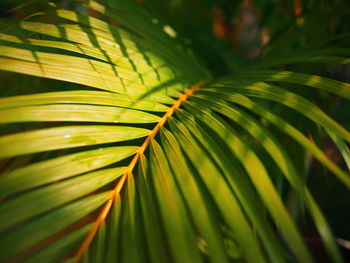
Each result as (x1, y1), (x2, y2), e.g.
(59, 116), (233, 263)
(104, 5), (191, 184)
(0, 0), (349, 262)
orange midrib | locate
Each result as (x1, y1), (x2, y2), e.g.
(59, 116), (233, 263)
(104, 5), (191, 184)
(74, 83), (201, 262)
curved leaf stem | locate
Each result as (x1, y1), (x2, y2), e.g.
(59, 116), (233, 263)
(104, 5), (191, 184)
(73, 82), (202, 262)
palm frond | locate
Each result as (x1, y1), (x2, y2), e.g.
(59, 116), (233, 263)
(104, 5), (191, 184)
(0, 1), (349, 263)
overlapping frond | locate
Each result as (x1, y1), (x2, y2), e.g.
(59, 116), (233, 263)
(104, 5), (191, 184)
(0, 1), (349, 263)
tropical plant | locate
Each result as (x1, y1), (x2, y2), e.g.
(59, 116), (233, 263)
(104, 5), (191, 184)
(0, 0), (349, 262)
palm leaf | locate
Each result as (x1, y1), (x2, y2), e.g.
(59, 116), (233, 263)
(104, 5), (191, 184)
(0, 1), (349, 263)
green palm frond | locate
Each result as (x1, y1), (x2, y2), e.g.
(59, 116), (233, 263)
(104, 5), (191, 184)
(0, 0), (349, 263)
